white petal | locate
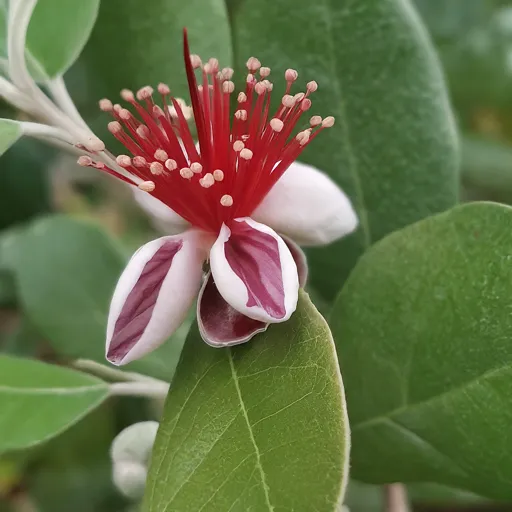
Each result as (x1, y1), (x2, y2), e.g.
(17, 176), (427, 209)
(209, 217), (299, 323)
(106, 230), (206, 365)
(132, 186), (189, 235)
(252, 160), (358, 246)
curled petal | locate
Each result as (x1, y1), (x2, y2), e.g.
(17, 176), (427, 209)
(253, 160), (358, 246)
(209, 217), (299, 323)
(282, 235), (308, 287)
(106, 231), (206, 365)
(132, 186), (189, 235)
(197, 272), (268, 347)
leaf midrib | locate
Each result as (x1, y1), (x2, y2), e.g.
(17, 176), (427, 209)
(228, 349), (275, 512)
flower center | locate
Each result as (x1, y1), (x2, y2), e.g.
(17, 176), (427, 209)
(78, 30), (335, 234)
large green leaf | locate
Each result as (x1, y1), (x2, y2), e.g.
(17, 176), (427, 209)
(331, 201), (512, 500)
(144, 291), (349, 512)
(0, 355), (108, 452)
(11, 215), (188, 381)
(25, 0), (100, 79)
(232, 0), (459, 301)
(73, 0), (231, 125)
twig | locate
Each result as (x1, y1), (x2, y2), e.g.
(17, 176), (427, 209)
(384, 484), (410, 512)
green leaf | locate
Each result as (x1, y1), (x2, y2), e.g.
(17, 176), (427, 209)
(331, 202), (512, 499)
(232, 0), (459, 301)
(11, 215), (188, 381)
(144, 291), (349, 512)
(0, 355), (108, 452)
(73, 0), (231, 125)
(24, 0), (99, 80)
(0, 119), (21, 157)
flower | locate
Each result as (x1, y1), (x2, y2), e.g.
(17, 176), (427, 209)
(78, 30), (357, 365)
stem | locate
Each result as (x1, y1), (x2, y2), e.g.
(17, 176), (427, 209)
(73, 358), (168, 384)
(109, 381), (170, 399)
(384, 484), (410, 512)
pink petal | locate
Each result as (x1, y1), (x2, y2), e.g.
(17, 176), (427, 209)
(197, 272), (268, 347)
(253, 160), (358, 246)
(106, 231), (206, 365)
(209, 217), (299, 323)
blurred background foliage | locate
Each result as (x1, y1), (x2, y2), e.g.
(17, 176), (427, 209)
(0, 0), (511, 511)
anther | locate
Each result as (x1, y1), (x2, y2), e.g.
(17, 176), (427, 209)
(165, 159), (177, 171)
(294, 92), (305, 103)
(235, 110), (248, 121)
(118, 108), (132, 120)
(120, 89), (135, 102)
(199, 173), (215, 188)
(138, 181), (155, 192)
(282, 95), (295, 108)
(116, 155), (132, 167)
(136, 86), (154, 101)
(77, 156), (93, 166)
(240, 148), (253, 160)
(213, 169), (224, 181)
(307, 81), (318, 92)
(150, 162), (164, 175)
(157, 83), (170, 95)
(180, 167), (193, 179)
(190, 162), (203, 174)
(220, 194), (234, 207)
(246, 74), (256, 84)
(152, 105), (165, 117)
(136, 125), (150, 139)
(222, 81), (235, 94)
(285, 69), (298, 82)
(237, 92), (247, 103)
(190, 54), (202, 69)
(99, 98), (113, 111)
(133, 156), (147, 168)
(270, 118), (284, 132)
(221, 67), (234, 80)
(296, 130), (311, 145)
(262, 79), (273, 91)
(260, 67), (271, 78)
(254, 82), (267, 95)
(310, 115), (322, 127)
(322, 116), (335, 127)
(208, 58), (219, 72)
(233, 140), (245, 152)
(113, 104), (122, 114)
(154, 149), (168, 161)
(246, 57), (261, 72)
(108, 121), (123, 134)
(86, 138), (105, 152)
(300, 98), (312, 111)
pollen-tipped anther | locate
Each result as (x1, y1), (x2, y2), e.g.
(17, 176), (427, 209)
(86, 138), (105, 152)
(222, 81), (235, 94)
(77, 156), (93, 167)
(237, 92), (247, 103)
(120, 89), (135, 102)
(119, 108), (132, 120)
(136, 86), (154, 101)
(322, 116), (335, 128)
(108, 121), (122, 134)
(233, 140), (244, 152)
(190, 162), (203, 174)
(133, 156), (147, 168)
(235, 110), (247, 121)
(240, 148), (253, 160)
(300, 99), (312, 111)
(270, 118), (284, 132)
(190, 54), (202, 68)
(165, 159), (177, 171)
(220, 194), (233, 207)
(138, 181), (155, 192)
(282, 95), (295, 108)
(260, 67), (271, 78)
(116, 155), (132, 167)
(150, 162), (164, 175)
(157, 83), (170, 95)
(221, 67), (234, 80)
(213, 169), (224, 181)
(136, 125), (150, 139)
(285, 69), (298, 82)
(199, 173), (215, 188)
(180, 167), (193, 179)
(254, 82), (266, 95)
(310, 115), (322, 127)
(246, 57), (261, 72)
(294, 92), (305, 103)
(296, 130), (311, 145)
(99, 98), (113, 112)
(154, 149), (168, 161)
(307, 81), (318, 93)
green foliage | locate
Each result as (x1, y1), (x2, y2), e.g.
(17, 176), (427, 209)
(0, 119), (21, 157)
(144, 292), (349, 512)
(332, 202), (512, 499)
(0, 354), (108, 452)
(232, 0), (459, 301)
